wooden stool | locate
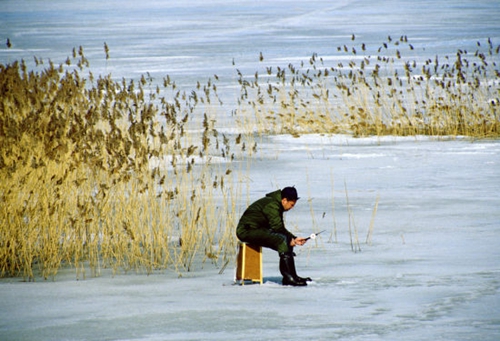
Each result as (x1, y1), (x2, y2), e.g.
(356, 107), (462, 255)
(235, 242), (263, 285)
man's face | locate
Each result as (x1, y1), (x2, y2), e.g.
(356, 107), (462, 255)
(282, 198), (297, 211)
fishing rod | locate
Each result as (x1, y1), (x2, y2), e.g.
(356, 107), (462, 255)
(305, 230), (326, 241)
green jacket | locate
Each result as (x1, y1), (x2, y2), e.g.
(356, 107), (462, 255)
(236, 189), (296, 240)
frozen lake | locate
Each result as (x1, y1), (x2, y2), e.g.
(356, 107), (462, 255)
(1, 1), (500, 340)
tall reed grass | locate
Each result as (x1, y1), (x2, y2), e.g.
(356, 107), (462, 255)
(234, 37), (499, 138)
(0, 48), (248, 280)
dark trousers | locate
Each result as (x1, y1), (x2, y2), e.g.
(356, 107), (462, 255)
(237, 227), (291, 254)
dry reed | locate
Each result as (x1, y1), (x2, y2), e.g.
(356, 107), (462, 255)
(0, 48), (245, 280)
(234, 37), (499, 138)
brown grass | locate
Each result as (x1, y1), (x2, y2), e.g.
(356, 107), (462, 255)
(0, 48), (247, 280)
(234, 37), (499, 138)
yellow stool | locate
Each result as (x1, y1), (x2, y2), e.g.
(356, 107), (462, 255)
(235, 242), (263, 285)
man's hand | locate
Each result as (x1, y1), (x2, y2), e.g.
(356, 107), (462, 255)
(291, 237), (307, 246)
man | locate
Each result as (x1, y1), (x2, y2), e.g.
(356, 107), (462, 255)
(236, 186), (311, 286)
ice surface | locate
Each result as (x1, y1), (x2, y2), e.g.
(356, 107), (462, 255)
(1, 1), (500, 340)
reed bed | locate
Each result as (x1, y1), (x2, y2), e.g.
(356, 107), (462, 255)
(234, 37), (499, 138)
(0, 48), (248, 280)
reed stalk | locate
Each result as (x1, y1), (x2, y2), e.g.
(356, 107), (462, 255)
(366, 194), (380, 245)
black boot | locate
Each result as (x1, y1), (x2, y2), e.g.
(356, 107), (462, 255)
(279, 252), (307, 286)
(290, 255), (312, 282)
(289, 250), (312, 282)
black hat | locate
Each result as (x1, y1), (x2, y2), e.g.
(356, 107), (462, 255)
(281, 186), (299, 201)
